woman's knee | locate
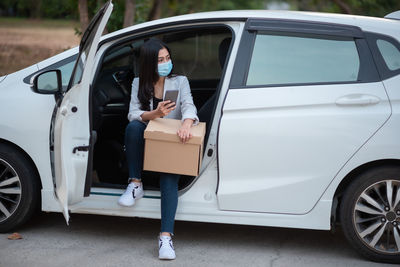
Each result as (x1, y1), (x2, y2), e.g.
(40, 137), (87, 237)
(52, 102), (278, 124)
(126, 120), (146, 138)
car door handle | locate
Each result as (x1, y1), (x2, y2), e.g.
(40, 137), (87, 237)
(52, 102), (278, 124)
(335, 94), (380, 106)
(73, 146), (90, 153)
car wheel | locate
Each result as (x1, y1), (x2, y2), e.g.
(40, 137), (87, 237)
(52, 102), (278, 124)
(0, 143), (40, 233)
(340, 166), (400, 263)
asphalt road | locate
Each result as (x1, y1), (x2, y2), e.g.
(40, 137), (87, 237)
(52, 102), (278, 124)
(0, 212), (397, 267)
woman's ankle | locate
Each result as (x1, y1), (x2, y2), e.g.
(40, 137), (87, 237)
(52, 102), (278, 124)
(128, 178), (142, 184)
(160, 232), (171, 237)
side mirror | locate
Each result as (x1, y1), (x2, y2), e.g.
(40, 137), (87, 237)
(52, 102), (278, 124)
(31, 70), (62, 95)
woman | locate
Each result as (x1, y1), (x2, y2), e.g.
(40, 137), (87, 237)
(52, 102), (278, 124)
(118, 38), (198, 260)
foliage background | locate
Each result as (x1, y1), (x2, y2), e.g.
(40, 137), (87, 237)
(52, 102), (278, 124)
(0, 0), (399, 33)
(0, 0), (399, 75)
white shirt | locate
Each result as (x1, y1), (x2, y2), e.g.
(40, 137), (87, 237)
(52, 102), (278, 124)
(127, 75), (199, 125)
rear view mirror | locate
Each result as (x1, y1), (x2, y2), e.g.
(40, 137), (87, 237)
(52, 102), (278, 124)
(31, 70), (62, 95)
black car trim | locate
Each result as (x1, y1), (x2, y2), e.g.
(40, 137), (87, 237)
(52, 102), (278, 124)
(245, 18), (364, 38)
(365, 31), (400, 81)
(100, 24), (234, 61)
(355, 38), (381, 82)
(98, 17), (246, 48)
(80, 0), (111, 52)
(229, 80), (378, 90)
(229, 29), (255, 88)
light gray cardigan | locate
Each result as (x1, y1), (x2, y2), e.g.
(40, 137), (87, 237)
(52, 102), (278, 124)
(127, 75), (199, 125)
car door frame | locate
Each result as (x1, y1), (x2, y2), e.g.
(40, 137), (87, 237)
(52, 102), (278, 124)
(52, 0), (113, 222)
(88, 21), (241, 186)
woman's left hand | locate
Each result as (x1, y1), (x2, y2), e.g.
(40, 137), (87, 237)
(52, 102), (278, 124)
(177, 119), (194, 143)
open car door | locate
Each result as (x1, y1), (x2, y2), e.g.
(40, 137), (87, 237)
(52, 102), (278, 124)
(53, 1), (113, 223)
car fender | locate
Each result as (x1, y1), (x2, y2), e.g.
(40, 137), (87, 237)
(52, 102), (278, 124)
(0, 72), (55, 196)
(319, 111), (400, 210)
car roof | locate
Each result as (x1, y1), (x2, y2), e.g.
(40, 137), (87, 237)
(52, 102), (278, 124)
(103, 10), (400, 42)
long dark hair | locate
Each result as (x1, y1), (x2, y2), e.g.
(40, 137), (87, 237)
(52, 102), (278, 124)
(138, 38), (174, 111)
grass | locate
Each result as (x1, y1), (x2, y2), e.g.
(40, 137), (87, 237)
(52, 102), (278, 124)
(0, 17), (80, 29)
(0, 17), (80, 76)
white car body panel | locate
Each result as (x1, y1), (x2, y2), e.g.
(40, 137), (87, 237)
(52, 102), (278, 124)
(0, 48), (80, 213)
(218, 82), (390, 214)
(41, 160), (332, 230)
(0, 64), (55, 200)
(0, 9), (399, 232)
(320, 76), (400, 202)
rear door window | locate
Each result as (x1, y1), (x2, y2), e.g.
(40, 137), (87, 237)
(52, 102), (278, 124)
(365, 32), (400, 80)
(377, 39), (400, 71)
(246, 33), (360, 86)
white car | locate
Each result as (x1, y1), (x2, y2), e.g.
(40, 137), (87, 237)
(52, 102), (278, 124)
(1, 1), (400, 263)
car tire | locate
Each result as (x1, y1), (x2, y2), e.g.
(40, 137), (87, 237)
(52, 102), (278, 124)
(0, 143), (40, 233)
(340, 166), (400, 263)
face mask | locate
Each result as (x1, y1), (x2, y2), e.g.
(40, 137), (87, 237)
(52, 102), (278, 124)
(158, 60), (173, 77)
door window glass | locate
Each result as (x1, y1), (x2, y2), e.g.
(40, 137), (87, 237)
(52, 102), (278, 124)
(377, 39), (400, 71)
(58, 59), (76, 87)
(68, 2), (109, 89)
(246, 33), (360, 86)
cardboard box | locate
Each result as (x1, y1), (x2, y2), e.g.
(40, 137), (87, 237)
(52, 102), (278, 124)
(143, 118), (206, 176)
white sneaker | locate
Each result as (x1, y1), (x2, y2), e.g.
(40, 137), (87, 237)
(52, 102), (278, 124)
(159, 235), (176, 260)
(118, 182), (144, 207)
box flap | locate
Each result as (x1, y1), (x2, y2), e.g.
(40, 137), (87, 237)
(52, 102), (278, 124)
(144, 118), (206, 145)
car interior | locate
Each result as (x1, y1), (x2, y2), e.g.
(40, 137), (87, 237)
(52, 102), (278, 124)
(90, 25), (233, 191)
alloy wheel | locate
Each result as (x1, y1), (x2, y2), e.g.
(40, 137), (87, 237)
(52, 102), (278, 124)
(0, 158), (22, 223)
(353, 180), (400, 254)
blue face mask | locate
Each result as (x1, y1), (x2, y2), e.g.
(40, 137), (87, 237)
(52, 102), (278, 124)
(158, 60), (173, 77)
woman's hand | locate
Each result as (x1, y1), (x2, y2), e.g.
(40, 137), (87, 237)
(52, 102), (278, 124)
(156, 100), (176, 117)
(177, 119), (194, 143)
(140, 100), (175, 122)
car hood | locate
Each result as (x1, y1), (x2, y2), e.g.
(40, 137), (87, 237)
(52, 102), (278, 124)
(0, 75), (7, 83)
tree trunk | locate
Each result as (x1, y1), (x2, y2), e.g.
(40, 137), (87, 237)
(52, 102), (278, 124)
(30, 0), (42, 18)
(148, 0), (164, 21)
(332, 0), (352, 14)
(123, 0), (136, 28)
(79, 0), (90, 33)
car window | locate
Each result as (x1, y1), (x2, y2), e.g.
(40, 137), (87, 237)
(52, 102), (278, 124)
(246, 33), (360, 86)
(69, 2), (108, 89)
(58, 59), (76, 87)
(162, 28), (232, 80)
(377, 39), (400, 71)
(102, 45), (136, 71)
(23, 54), (78, 86)
(101, 27), (231, 81)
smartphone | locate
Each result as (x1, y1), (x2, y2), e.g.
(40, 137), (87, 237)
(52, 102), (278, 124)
(163, 90), (179, 104)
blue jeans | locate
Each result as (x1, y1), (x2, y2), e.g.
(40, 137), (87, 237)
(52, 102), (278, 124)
(125, 120), (180, 234)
